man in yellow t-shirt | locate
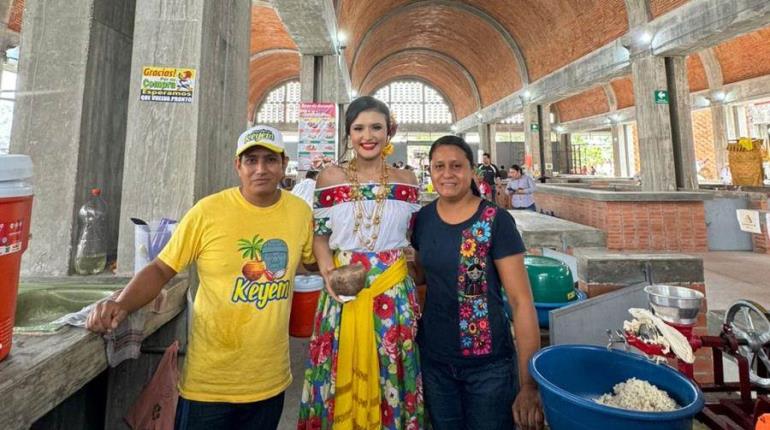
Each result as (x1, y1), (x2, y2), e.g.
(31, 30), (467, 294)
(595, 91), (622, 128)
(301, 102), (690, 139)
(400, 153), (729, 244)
(87, 125), (316, 429)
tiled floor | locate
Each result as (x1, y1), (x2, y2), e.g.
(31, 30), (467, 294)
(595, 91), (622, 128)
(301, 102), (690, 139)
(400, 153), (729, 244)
(698, 251), (770, 310)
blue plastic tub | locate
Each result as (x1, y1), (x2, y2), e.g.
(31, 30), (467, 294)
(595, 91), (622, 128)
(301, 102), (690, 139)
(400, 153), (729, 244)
(534, 289), (586, 328)
(529, 345), (704, 430)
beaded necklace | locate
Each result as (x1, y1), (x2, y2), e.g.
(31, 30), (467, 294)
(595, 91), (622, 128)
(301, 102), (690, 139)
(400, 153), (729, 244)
(346, 156), (389, 251)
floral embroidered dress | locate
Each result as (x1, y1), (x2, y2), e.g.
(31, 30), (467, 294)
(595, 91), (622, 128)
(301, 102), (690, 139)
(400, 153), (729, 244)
(297, 182), (424, 430)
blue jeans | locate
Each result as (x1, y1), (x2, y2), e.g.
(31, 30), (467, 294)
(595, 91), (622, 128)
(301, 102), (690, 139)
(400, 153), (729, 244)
(423, 356), (519, 430)
(174, 392), (284, 430)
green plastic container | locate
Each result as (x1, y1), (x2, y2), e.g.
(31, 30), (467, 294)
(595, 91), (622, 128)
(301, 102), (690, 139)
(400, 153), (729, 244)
(524, 255), (576, 303)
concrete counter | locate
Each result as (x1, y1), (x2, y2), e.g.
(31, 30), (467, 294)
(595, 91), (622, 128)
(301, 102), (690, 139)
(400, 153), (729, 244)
(535, 183), (713, 202)
(0, 276), (189, 429)
(509, 210), (606, 251)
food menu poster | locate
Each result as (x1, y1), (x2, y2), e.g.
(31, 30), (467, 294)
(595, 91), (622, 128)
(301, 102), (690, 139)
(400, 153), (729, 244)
(298, 103), (337, 171)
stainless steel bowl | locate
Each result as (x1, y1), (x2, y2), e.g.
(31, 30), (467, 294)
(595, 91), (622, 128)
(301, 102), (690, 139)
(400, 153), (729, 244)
(644, 284), (704, 325)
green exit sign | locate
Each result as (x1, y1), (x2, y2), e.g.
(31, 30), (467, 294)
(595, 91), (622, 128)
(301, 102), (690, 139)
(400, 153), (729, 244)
(530, 123), (540, 131)
(654, 90), (669, 104)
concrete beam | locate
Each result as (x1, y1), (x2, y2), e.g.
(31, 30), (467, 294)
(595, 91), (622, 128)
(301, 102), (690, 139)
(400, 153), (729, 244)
(623, 0), (651, 28)
(697, 47), (723, 89)
(648, 0), (770, 56)
(454, 0), (770, 132)
(603, 84), (618, 111)
(558, 107), (636, 134)
(454, 40), (631, 132)
(271, 0), (337, 55)
(562, 72), (770, 134)
(273, 0), (351, 103)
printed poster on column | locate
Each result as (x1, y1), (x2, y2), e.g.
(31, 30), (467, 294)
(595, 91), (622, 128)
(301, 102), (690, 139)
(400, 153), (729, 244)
(140, 66), (196, 103)
(298, 103), (338, 171)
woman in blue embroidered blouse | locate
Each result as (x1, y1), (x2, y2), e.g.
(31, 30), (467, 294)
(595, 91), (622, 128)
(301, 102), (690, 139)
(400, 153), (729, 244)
(411, 135), (544, 430)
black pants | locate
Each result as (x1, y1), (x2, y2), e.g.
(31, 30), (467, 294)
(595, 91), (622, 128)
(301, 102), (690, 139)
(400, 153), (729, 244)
(174, 392), (284, 430)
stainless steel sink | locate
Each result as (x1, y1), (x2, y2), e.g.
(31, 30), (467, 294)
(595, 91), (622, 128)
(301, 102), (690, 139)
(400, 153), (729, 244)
(14, 284), (118, 333)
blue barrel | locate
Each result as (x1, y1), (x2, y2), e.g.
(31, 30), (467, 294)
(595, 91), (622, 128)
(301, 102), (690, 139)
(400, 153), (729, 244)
(529, 345), (704, 430)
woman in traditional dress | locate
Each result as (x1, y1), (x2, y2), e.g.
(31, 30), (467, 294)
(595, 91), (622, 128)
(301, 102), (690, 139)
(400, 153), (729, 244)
(410, 135), (544, 430)
(297, 96), (424, 430)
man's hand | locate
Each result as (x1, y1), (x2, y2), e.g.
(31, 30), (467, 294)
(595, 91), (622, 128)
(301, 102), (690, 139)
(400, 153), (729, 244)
(513, 384), (544, 429)
(86, 299), (129, 334)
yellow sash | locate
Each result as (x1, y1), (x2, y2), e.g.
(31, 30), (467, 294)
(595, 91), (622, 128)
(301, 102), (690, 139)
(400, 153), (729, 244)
(333, 257), (408, 429)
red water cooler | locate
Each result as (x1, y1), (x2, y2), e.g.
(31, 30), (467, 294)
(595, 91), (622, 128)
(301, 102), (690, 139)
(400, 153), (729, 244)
(0, 155), (33, 362)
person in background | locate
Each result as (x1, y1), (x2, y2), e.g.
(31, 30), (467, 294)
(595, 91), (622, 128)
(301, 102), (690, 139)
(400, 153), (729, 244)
(507, 165), (537, 211)
(411, 135), (543, 430)
(497, 165), (508, 180)
(87, 125), (317, 430)
(291, 170), (318, 207)
(475, 167), (492, 200)
(477, 153), (498, 200)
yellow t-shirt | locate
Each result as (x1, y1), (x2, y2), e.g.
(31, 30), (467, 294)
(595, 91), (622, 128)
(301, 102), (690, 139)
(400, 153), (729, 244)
(158, 188), (315, 403)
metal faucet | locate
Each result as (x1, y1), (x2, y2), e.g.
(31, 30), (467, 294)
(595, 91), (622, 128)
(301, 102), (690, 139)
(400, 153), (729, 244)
(606, 329), (628, 351)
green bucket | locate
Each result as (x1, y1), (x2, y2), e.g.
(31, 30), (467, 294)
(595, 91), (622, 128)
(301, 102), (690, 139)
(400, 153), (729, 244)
(525, 255), (576, 303)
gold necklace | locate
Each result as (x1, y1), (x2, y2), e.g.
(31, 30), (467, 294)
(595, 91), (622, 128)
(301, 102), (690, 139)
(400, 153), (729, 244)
(347, 157), (389, 250)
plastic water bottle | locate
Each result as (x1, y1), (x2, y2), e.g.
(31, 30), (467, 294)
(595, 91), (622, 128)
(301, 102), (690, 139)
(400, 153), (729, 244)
(74, 188), (107, 275)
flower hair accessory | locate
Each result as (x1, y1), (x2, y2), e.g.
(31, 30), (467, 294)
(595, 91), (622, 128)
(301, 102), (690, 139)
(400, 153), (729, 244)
(382, 113), (398, 157)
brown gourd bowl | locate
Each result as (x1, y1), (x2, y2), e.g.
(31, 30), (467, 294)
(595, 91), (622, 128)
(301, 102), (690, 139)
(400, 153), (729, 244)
(328, 263), (367, 296)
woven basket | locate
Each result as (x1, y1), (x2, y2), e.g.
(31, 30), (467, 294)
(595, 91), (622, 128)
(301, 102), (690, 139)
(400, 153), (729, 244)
(728, 148), (763, 186)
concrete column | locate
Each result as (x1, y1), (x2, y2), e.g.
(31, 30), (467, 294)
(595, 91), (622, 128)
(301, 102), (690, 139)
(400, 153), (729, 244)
(10, 0), (136, 276)
(116, 0), (250, 275)
(301, 54), (348, 157)
(559, 133), (571, 174)
(630, 53), (677, 191)
(540, 104), (553, 176)
(666, 56), (698, 190)
(478, 123), (495, 159)
(522, 104), (540, 174)
(300, 54), (345, 103)
(487, 124), (497, 165)
(623, 124), (637, 176)
(611, 124), (622, 177)
(709, 104), (728, 181)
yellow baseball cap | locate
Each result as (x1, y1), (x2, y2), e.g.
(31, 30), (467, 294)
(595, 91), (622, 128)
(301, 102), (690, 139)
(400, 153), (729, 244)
(236, 125), (285, 157)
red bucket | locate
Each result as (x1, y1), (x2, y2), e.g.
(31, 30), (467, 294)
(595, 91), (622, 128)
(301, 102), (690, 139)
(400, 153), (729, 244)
(290, 275), (323, 338)
(0, 155), (34, 362)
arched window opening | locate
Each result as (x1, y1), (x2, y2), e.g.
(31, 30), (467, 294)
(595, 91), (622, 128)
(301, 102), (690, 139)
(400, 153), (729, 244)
(255, 80), (300, 124)
(373, 81), (452, 125)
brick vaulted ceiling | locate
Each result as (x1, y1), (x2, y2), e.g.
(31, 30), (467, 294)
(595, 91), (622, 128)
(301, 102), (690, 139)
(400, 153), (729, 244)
(248, 5), (300, 119)
(6, 0), (770, 124)
(346, 2), (524, 109)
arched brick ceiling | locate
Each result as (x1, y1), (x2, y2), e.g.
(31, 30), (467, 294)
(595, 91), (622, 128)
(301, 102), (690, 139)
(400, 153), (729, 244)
(340, 0), (628, 86)
(349, 4), (522, 107)
(713, 27), (770, 85)
(359, 51), (479, 120)
(250, 5), (297, 54)
(8, 0), (23, 32)
(650, 0), (691, 18)
(248, 4), (300, 120)
(248, 52), (300, 120)
(686, 54), (709, 92)
(460, 0), (628, 81)
(554, 87), (610, 123)
(610, 77), (635, 109)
